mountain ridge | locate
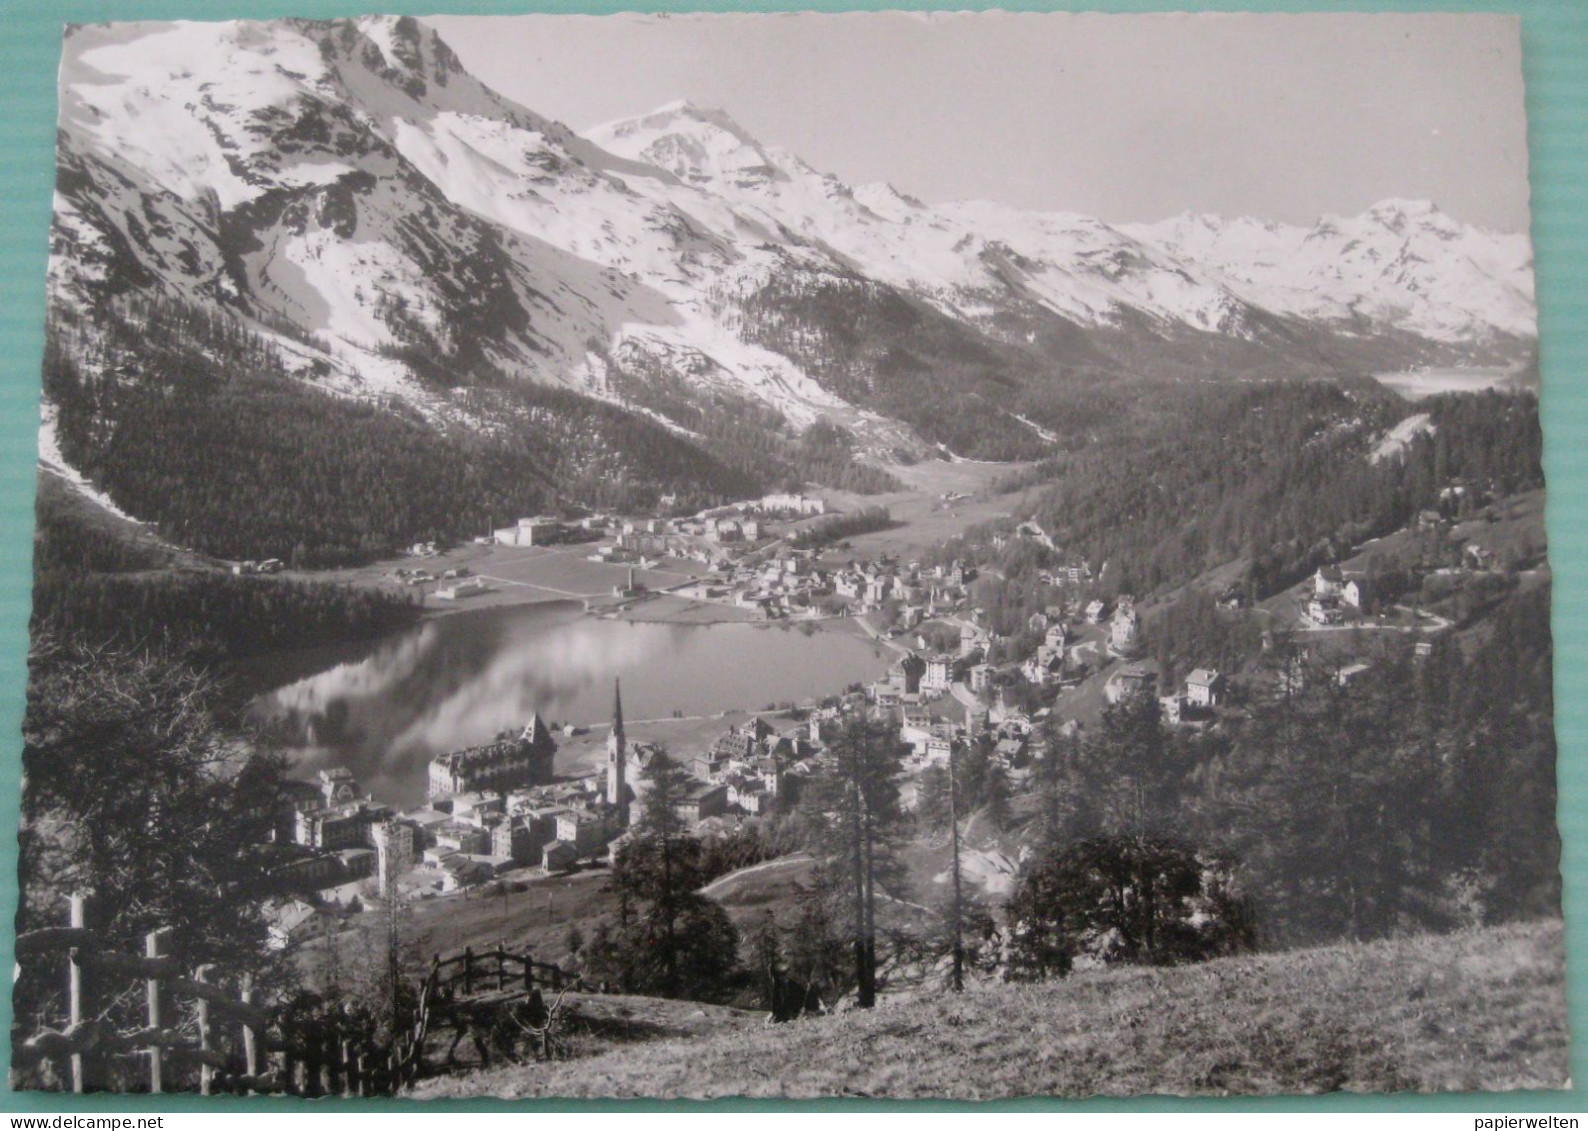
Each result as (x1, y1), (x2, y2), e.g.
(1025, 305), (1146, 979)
(44, 16), (1540, 543)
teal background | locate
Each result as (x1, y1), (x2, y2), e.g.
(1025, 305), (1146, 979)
(0, 0), (1582, 1113)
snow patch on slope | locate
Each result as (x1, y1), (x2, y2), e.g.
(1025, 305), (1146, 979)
(1370, 413), (1435, 464)
(37, 407), (143, 524)
(67, 21), (340, 211)
(934, 848), (1019, 898)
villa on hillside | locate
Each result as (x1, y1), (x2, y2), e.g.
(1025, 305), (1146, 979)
(1186, 668), (1226, 708)
(1105, 663), (1156, 705)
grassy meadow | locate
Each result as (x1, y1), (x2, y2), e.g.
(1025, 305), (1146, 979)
(414, 920), (1568, 1101)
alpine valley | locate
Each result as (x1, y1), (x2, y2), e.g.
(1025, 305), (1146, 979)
(18, 14), (1566, 1100)
(42, 16), (1537, 566)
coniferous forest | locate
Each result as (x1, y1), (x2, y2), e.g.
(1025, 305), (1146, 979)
(44, 297), (760, 568)
(1013, 584), (1558, 962)
(42, 294), (914, 571)
(31, 478), (421, 665)
(1025, 381), (1545, 597)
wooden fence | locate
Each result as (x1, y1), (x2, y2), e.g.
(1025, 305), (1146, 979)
(13, 894), (585, 1096)
(429, 944), (585, 999)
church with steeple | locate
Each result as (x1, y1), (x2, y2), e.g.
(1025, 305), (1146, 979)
(606, 679), (631, 828)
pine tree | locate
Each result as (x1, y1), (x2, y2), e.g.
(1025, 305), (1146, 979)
(914, 763), (953, 834)
(1030, 718), (1078, 849)
(946, 742), (965, 992)
(799, 715), (908, 1007)
(787, 864), (847, 1002)
(1084, 691), (1180, 839)
(605, 748), (740, 1001)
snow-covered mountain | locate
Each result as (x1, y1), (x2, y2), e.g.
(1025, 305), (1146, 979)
(591, 101), (1273, 340)
(54, 17), (682, 407)
(1120, 201), (1536, 346)
(589, 100), (1533, 353)
(47, 16), (1538, 496)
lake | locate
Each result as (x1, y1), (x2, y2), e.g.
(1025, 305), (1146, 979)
(250, 603), (891, 807)
(1371, 367), (1531, 400)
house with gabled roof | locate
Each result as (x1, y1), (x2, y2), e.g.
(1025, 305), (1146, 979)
(1185, 668), (1226, 708)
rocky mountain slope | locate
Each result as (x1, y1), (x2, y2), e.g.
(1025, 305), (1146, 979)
(45, 16), (1539, 542)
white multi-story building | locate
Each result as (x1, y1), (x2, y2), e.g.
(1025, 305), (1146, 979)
(1110, 607), (1139, 653)
(923, 655), (955, 693)
(370, 820), (415, 898)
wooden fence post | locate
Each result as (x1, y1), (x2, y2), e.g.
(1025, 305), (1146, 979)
(144, 928), (170, 1093)
(523, 950), (534, 993)
(68, 894), (86, 1094)
(463, 946), (473, 995)
(240, 974), (258, 1088)
(195, 964), (215, 1096)
(306, 1021), (324, 1098)
(281, 1019), (296, 1097)
(496, 942), (505, 992)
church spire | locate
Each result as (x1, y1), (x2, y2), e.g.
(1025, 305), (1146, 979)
(607, 678), (629, 827)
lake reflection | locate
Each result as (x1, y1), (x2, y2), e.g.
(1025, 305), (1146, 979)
(252, 603), (889, 806)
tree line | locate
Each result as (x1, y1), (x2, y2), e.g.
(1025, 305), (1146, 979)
(31, 481), (420, 667)
(787, 506), (893, 550)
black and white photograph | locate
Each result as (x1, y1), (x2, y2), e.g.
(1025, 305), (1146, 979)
(12, 10), (1566, 1099)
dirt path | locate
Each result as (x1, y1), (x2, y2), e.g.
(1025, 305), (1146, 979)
(698, 854), (813, 897)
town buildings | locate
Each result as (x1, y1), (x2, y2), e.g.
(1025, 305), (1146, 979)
(1109, 597), (1140, 655)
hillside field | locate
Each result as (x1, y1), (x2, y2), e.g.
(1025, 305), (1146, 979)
(414, 920), (1568, 1101)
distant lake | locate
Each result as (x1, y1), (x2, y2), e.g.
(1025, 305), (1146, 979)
(250, 603), (890, 807)
(1372, 367), (1529, 400)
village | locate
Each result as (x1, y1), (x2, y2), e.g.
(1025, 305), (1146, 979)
(252, 473), (1546, 959)
(362, 491), (840, 619)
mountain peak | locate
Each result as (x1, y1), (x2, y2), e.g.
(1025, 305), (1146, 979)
(587, 101), (788, 188)
(855, 181), (925, 219)
(348, 15), (465, 81)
